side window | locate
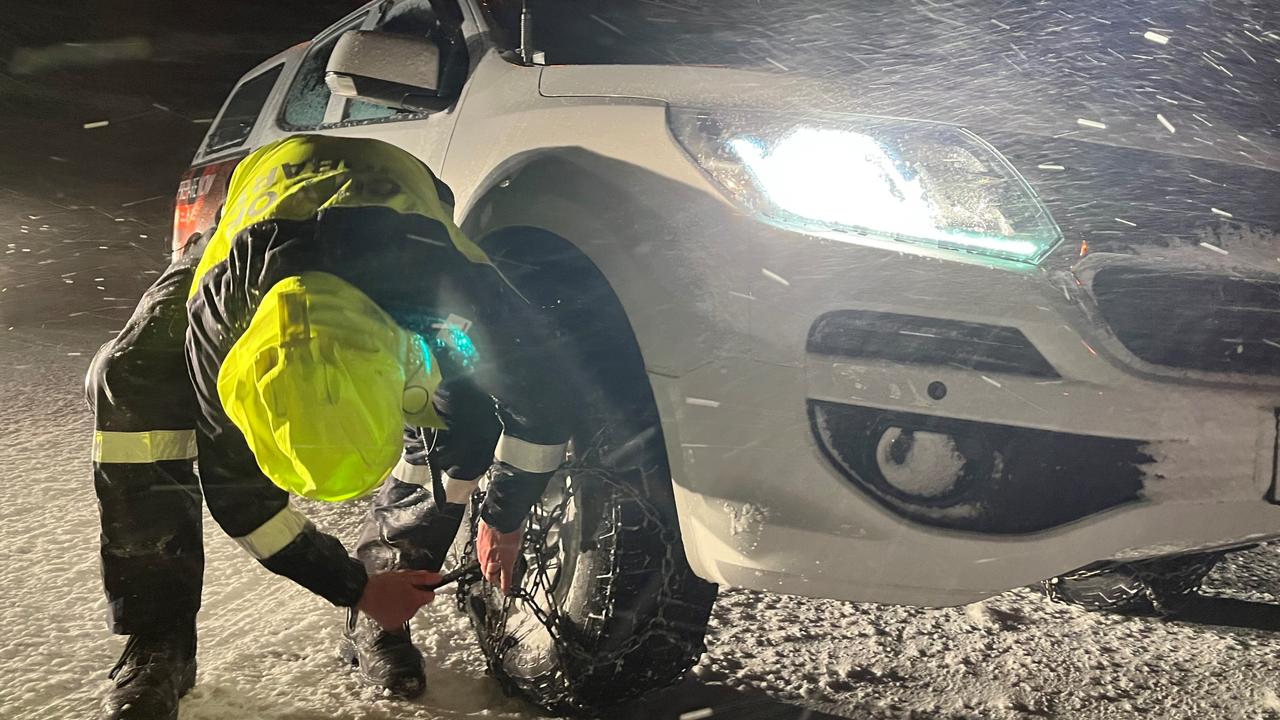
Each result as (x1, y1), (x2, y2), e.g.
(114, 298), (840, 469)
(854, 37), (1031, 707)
(280, 12), (370, 130)
(205, 66), (283, 153)
(340, 0), (470, 123)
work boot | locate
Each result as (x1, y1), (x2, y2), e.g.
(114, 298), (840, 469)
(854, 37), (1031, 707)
(97, 626), (197, 720)
(338, 610), (427, 699)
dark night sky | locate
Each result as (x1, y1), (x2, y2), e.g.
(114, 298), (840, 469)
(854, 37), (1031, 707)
(1, 0), (361, 119)
(0, 1), (363, 229)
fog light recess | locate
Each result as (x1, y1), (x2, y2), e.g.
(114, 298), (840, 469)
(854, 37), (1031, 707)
(876, 428), (998, 504)
(809, 400), (1150, 533)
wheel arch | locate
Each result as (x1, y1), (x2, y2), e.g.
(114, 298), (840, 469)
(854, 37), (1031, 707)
(455, 149), (757, 583)
(455, 146), (752, 378)
(472, 223), (684, 516)
(478, 222), (656, 412)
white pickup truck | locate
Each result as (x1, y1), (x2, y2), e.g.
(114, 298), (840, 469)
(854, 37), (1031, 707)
(174, 0), (1280, 712)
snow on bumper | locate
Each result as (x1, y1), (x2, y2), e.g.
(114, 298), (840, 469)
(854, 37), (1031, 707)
(655, 230), (1280, 606)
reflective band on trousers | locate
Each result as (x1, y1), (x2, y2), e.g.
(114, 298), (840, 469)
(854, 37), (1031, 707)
(442, 473), (478, 505)
(392, 457), (433, 486)
(233, 506), (310, 560)
(495, 435), (566, 474)
(393, 458), (478, 504)
(93, 430), (198, 464)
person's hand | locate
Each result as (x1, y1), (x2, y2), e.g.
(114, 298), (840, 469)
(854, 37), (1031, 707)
(356, 570), (440, 631)
(477, 519), (523, 594)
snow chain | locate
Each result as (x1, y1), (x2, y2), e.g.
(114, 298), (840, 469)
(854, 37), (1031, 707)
(457, 464), (704, 715)
(1041, 551), (1226, 615)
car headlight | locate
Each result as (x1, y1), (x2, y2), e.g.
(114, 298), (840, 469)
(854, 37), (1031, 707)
(668, 108), (1062, 265)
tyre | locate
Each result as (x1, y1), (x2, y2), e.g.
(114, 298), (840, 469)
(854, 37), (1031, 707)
(1041, 551), (1226, 615)
(456, 230), (718, 715)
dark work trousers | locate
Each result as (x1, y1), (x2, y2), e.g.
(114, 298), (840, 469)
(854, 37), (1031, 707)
(86, 253), (204, 635)
(355, 374), (503, 574)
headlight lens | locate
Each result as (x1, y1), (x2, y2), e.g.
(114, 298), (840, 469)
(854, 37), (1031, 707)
(669, 108), (1062, 264)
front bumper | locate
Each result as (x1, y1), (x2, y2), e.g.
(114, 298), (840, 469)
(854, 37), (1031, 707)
(655, 221), (1280, 606)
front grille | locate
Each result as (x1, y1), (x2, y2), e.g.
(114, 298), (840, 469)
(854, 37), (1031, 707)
(1092, 267), (1280, 376)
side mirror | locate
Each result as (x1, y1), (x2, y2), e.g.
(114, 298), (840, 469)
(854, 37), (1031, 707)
(325, 30), (450, 112)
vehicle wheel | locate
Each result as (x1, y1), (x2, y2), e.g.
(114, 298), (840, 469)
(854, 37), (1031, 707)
(456, 229), (718, 715)
(1041, 551), (1226, 615)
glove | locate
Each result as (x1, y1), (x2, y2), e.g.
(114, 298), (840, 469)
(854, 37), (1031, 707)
(356, 570), (440, 631)
(477, 519), (523, 594)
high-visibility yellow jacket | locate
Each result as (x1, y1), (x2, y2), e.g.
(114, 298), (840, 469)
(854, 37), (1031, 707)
(183, 135), (570, 606)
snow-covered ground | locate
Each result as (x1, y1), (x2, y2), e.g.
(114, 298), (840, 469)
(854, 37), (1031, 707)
(6, 331), (1280, 720)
